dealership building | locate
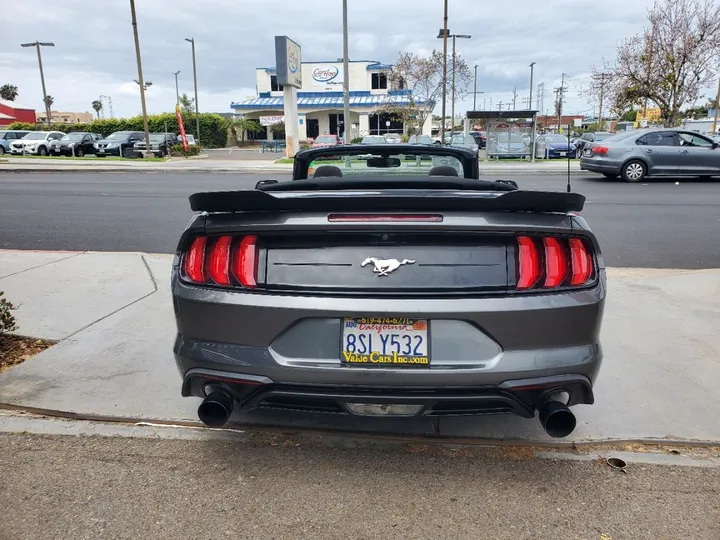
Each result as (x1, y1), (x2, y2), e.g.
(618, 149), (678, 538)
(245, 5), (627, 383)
(230, 60), (433, 141)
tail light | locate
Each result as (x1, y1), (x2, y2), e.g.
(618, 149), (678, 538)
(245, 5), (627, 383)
(516, 236), (595, 291)
(591, 145), (609, 155)
(182, 235), (258, 289)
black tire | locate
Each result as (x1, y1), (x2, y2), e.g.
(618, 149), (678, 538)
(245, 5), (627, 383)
(38, 146), (48, 156)
(0, 146), (5, 155)
(75, 148), (84, 158)
(95, 154), (106, 158)
(621, 160), (647, 182)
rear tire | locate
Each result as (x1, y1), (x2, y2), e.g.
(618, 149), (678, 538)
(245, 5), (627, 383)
(621, 160), (647, 182)
(38, 146), (48, 156)
(75, 148), (84, 158)
(0, 146), (5, 155)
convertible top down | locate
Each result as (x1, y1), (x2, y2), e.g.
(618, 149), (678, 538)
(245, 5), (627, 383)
(172, 144), (605, 438)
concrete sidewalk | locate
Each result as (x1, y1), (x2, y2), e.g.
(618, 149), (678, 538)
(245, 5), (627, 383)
(1, 250), (718, 444)
(1, 156), (583, 174)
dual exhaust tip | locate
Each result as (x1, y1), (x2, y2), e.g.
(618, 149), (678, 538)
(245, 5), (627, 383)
(197, 392), (577, 439)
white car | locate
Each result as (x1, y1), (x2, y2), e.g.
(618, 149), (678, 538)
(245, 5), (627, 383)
(10, 131), (65, 156)
(177, 134), (196, 146)
(383, 133), (402, 144)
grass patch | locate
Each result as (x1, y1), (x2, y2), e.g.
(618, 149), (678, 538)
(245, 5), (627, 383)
(274, 158), (294, 164)
(4, 154), (168, 163)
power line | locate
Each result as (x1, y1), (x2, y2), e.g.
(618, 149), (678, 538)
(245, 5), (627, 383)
(592, 72), (612, 130)
(511, 86), (518, 110)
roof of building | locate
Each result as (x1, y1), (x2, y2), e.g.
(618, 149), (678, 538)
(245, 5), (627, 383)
(0, 99), (35, 110)
(0, 111), (16, 120)
(231, 90), (429, 111)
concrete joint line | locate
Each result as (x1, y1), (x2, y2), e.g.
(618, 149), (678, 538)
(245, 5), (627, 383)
(140, 254), (159, 291)
(0, 252), (84, 280)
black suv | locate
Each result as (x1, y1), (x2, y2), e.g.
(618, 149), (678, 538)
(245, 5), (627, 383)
(133, 133), (177, 157)
(94, 131), (146, 158)
(50, 132), (103, 157)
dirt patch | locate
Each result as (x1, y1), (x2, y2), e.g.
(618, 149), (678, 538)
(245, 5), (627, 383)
(0, 335), (53, 373)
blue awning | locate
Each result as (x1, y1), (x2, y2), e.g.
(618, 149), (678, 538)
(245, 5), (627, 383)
(231, 92), (431, 111)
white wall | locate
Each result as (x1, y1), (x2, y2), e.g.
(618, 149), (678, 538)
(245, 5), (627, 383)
(257, 62), (390, 96)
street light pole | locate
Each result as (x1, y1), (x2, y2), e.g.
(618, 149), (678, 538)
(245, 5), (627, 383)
(450, 34), (471, 135)
(342, 0), (351, 144)
(473, 64), (478, 110)
(185, 38), (200, 144)
(172, 71), (181, 105)
(21, 41), (54, 127)
(528, 62), (535, 110)
(440, 0), (448, 143)
(129, 0), (151, 156)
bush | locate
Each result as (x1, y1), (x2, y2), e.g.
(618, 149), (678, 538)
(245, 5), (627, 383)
(10, 113), (229, 148)
(401, 134), (410, 143)
(351, 137), (363, 144)
(300, 142), (312, 150)
(0, 291), (18, 335)
(169, 143), (202, 157)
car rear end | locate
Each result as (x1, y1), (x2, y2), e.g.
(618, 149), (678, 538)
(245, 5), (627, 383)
(172, 190), (605, 437)
(579, 137), (634, 175)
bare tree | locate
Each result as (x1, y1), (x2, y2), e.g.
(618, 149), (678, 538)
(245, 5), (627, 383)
(375, 50), (472, 135)
(589, 0), (720, 127)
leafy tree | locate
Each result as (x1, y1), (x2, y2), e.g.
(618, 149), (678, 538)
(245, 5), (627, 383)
(227, 116), (264, 145)
(0, 84), (19, 101)
(179, 93), (195, 117)
(589, 0), (720, 127)
(619, 108), (638, 122)
(270, 122), (285, 138)
(92, 100), (103, 119)
(375, 50), (472, 135)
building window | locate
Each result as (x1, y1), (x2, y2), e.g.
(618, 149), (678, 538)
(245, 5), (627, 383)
(270, 75), (283, 92)
(371, 72), (388, 90)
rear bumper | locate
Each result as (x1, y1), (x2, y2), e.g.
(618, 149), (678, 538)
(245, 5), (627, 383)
(181, 368), (595, 417)
(579, 158), (621, 173)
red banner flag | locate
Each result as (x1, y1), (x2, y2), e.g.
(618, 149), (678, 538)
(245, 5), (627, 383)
(176, 104), (189, 152)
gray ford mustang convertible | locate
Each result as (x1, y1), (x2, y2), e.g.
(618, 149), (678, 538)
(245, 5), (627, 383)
(172, 144), (606, 438)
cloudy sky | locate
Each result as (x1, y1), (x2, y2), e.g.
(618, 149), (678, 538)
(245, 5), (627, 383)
(2, 0), (667, 119)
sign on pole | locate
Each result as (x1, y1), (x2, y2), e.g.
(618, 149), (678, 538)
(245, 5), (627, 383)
(275, 36), (302, 157)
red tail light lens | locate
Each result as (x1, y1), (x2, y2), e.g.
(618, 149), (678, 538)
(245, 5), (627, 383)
(592, 145), (609, 155)
(182, 235), (258, 288)
(569, 238), (593, 285)
(207, 236), (232, 286)
(233, 235), (258, 288)
(543, 237), (568, 288)
(184, 237), (207, 283)
(516, 236), (541, 289)
(517, 235), (595, 291)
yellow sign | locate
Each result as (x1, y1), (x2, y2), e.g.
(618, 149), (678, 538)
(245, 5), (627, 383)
(635, 108), (661, 122)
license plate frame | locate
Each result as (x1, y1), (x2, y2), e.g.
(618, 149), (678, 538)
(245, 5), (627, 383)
(559, 151), (567, 157)
(340, 317), (431, 368)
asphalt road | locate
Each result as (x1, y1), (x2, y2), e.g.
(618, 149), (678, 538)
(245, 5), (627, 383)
(2, 433), (719, 540)
(1, 171), (719, 268)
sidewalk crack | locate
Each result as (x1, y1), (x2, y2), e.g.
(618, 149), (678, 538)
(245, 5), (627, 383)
(0, 252), (85, 280)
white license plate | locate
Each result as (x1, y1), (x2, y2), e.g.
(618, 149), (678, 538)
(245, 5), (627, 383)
(98, 149), (105, 153)
(559, 152), (566, 156)
(341, 317), (429, 367)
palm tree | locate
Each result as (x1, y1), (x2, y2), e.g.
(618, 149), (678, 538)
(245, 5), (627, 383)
(0, 84), (19, 101)
(91, 100), (103, 119)
(44, 95), (54, 109)
(227, 116), (263, 146)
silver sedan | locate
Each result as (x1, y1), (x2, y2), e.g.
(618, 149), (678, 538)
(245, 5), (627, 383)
(580, 128), (720, 182)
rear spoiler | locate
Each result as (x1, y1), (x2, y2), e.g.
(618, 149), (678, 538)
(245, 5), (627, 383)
(189, 189), (585, 214)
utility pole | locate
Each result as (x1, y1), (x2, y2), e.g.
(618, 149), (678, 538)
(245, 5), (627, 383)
(555, 73), (566, 131)
(172, 71), (181, 105)
(511, 86), (518, 110)
(643, 21), (656, 123)
(593, 72), (611, 130)
(440, 0), (448, 143)
(528, 62), (535, 111)
(711, 71), (720, 134)
(473, 64), (478, 110)
(497, 101), (504, 111)
(521, 97), (531, 108)
(185, 37), (200, 144)
(342, 0), (351, 143)
(129, 0), (151, 155)
(20, 41), (54, 127)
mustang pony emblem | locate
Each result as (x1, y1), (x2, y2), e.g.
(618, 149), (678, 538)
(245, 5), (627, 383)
(361, 257), (416, 276)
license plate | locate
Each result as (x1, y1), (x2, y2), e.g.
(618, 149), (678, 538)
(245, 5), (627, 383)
(341, 317), (430, 367)
(98, 149), (105, 153)
(559, 152), (566, 156)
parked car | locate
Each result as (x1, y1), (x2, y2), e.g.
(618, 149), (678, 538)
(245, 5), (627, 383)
(383, 133), (402, 144)
(575, 131), (613, 155)
(9, 131), (65, 155)
(49, 132), (102, 157)
(535, 134), (577, 159)
(173, 143), (606, 439)
(94, 131), (146, 157)
(177, 134), (197, 146)
(469, 131), (487, 148)
(0, 130), (31, 155)
(580, 128), (720, 182)
(488, 132), (528, 158)
(360, 135), (387, 145)
(408, 135), (434, 145)
(311, 134), (342, 148)
(134, 133), (177, 157)
(448, 133), (479, 154)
